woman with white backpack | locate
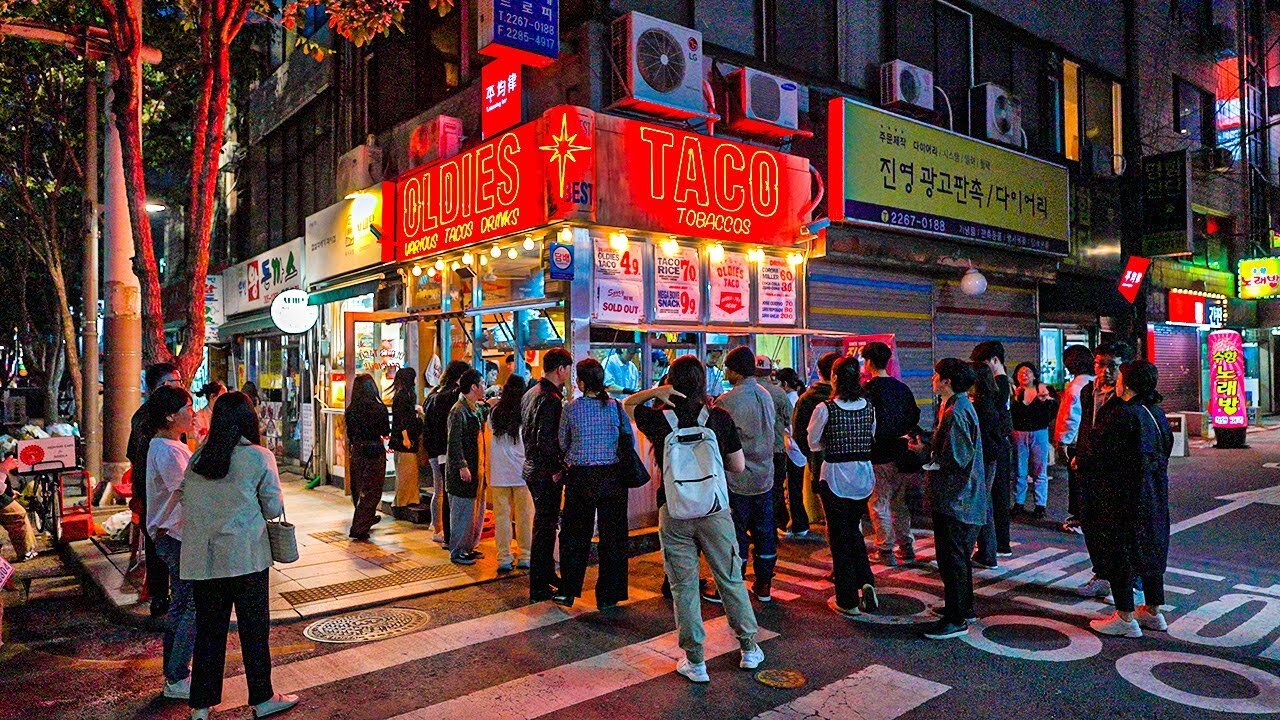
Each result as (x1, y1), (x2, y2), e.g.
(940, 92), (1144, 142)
(626, 356), (765, 684)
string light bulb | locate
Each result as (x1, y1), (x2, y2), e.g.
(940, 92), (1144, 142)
(434, 259), (444, 272)
(661, 238), (681, 257)
(523, 235), (535, 251)
(462, 251), (474, 266)
(479, 254), (488, 267)
(508, 248), (519, 259)
(787, 251), (804, 267)
(426, 266), (437, 278)
(451, 261), (460, 271)
(558, 226), (573, 244)
(490, 244), (502, 258)
(747, 248), (765, 263)
(708, 243), (726, 263)
(609, 231), (629, 252)
(411, 264), (423, 277)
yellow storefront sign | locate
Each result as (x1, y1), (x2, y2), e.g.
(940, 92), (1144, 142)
(1239, 257), (1280, 300)
(827, 98), (1070, 255)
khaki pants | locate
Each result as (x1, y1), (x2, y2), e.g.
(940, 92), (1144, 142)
(393, 451), (421, 507)
(490, 485), (534, 566)
(868, 464), (915, 554)
(0, 500), (34, 559)
(659, 506), (759, 664)
(802, 463), (825, 525)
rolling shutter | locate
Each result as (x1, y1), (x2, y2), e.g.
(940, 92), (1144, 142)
(933, 280), (1040, 370)
(1151, 325), (1201, 412)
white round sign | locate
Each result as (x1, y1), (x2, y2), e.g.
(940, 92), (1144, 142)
(270, 289), (319, 334)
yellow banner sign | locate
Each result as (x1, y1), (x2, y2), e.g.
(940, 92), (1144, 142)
(827, 98), (1070, 255)
(1240, 257), (1280, 299)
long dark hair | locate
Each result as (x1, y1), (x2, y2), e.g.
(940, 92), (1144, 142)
(576, 358), (608, 401)
(436, 360), (472, 393)
(392, 367), (417, 406)
(190, 392), (262, 479)
(831, 356), (863, 401)
(240, 381), (260, 406)
(146, 386), (192, 435)
(969, 361), (998, 402)
(667, 355), (707, 409)
(775, 367), (805, 393)
(348, 374), (382, 411)
(490, 374), (528, 440)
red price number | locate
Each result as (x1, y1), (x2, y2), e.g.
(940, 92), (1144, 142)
(681, 259), (696, 282)
(680, 291), (696, 316)
(620, 251), (640, 276)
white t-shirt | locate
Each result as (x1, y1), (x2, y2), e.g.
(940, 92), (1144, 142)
(146, 437), (192, 540)
(806, 398), (876, 500)
(488, 432), (527, 487)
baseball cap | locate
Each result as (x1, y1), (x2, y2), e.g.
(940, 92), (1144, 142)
(754, 354), (775, 376)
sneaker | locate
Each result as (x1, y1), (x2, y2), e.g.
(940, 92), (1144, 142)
(783, 529), (811, 538)
(552, 594), (575, 608)
(1010, 505), (1025, 517)
(450, 555), (476, 566)
(252, 693), (300, 718)
(702, 587), (722, 604)
(971, 556), (998, 570)
(497, 562), (514, 573)
(1077, 576), (1111, 598)
(895, 548), (917, 564)
(191, 709), (210, 720)
(751, 578), (773, 603)
(676, 659), (710, 683)
(929, 604), (977, 623)
(1090, 612), (1142, 638)
(465, 549), (484, 560)
(874, 551), (898, 567)
(1032, 505), (1047, 519)
(739, 646), (765, 670)
(516, 559), (531, 569)
(1135, 607), (1168, 631)
(922, 619), (969, 640)
(431, 533), (446, 544)
(827, 596), (860, 618)
(1061, 517), (1083, 535)
(859, 584), (878, 613)
(163, 677), (191, 700)
(996, 550), (1014, 558)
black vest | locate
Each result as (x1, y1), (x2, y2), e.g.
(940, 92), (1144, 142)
(821, 399), (875, 463)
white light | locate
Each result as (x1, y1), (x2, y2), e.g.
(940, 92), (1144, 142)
(708, 243), (725, 263)
(491, 244), (502, 258)
(609, 232), (629, 252)
(462, 251), (474, 265)
(523, 235), (536, 251)
(508, 248), (519, 259)
(557, 226), (573, 244)
(787, 251), (804, 267)
(479, 254), (488, 266)
(960, 268), (988, 296)
(451, 261), (461, 271)
(145, 202), (166, 213)
(426, 266), (437, 278)
(411, 265), (423, 277)
(434, 259), (444, 272)
(661, 238), (680, 257)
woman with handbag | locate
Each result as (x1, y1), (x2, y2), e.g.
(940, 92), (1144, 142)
(180, 391), (297, 720)
(346, 374), (391, 540)
(389, 367), (426, 514)
(555, 358), (633, 610)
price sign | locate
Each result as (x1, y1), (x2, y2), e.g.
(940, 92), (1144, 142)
(592, 237), (645, 324)
(757, 255), (797, 325)
(653, 245), (700, 322)
(709, 250), (750, 323)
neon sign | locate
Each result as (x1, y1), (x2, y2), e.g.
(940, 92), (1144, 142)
(1239, 257), (1280, 300)
(1208, 330), (1248, 429)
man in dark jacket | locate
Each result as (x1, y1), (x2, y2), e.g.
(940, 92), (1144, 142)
(1074, 340), (1131, 599)
(792, 352), (840, 530)
(862, 342), (921, 565)
(423, 361), (472, 545)
(446, 369), (487, 565)
(520, 348), (574, 602)
(127, 362), (184, 617)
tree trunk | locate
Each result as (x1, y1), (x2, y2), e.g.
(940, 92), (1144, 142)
(48, 251), (83, 415)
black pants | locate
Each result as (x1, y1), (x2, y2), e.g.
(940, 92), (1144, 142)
(1063, 445), (1082, 518)
(1110, 569), (1165, 612)
(773, 452), (810, 534)
(975, 451), (1013, 562)
(190, 569), (273, 710)
(558, 467), (629, 605)
(934, 512), (980, 625)
(528, 478), (565, 600)
(819, 481), (875, 611)
(349, 452), (386, 536)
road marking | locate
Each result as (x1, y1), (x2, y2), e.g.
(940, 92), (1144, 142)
(1235, 583), (1280, 597)
(976, 552), (1092, 598)
(388, 617), (780, 720)
(1168, 566), (1225, 582)
(1117, 651), (1280, 713)
(774, 572), (833, 591)
(1170, 483), (1280, 535)
(217, 588), (658, 709)
(1164, 584), (1195, 596)
(768, 588), (802, 602)
(961, 614), (1103, 662)
(1168, 593), (1280, 648)
(775, 559), (830, 578)
(975, 547), (1070, 581)
(1011, 595), (1113, 619)
(752, 664), (949, 720)
(846, 588), (941, 626)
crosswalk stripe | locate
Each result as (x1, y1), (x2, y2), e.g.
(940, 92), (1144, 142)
(769, 588), (802, 602)
(752, 664), (950, 720)
(974, 548), (1069, 581)
(774, 572), (833, 591)
(388, 617), (780, 720)
(216, 588), (658, 710)
(977, 552), (1092, 597)
(775, 559), (830, 578)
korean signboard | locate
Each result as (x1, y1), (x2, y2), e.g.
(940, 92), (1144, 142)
(481, 59), (522, 139)
(843, 334), (901, 381)
(827, 98), (1070, 255)
(305, 186), (383, 286)
(478, 0), (558, 67)
(1117, 255), (1151, 303)
(224, 238), (304, 316)
(1140, 150), (1193, 257)
(592, 237), (644, 324)
(1168, 289), (1227, 327)
(1208, 329), (1248, 429)
(1239, 257), (1280, 300)
(757, 255), (797, 325)
(652, 245), (701, 323)
(709, 250), (750, 323)
(204, 275), (224, 343)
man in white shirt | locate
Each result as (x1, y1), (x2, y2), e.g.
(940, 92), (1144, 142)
(603, 348), (640, 397)
(1054, 344), (1094, 534)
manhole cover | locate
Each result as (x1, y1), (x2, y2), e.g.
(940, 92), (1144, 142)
(303, 607), (433, 644)
(756, 669), (807, 688)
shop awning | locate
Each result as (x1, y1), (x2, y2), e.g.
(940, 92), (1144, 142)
(216, 311), (276, 338)
(308, 278), (381, 306)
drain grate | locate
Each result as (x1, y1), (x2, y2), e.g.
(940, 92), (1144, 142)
(303, 607), (433, 643)
(279, 562), (466, 606)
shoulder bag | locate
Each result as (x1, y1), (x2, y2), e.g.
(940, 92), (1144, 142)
(266, 506), (299, 564)
(615, 400), (651, 489)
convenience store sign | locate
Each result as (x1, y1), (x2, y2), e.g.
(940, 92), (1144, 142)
(828, 98), (1070, 256)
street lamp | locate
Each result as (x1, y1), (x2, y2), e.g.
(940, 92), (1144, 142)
(144, 202), (166, 213)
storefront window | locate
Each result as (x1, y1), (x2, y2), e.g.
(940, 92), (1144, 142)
(706, 333), (750, 398)
(590, 327), (642, 398)
(352, 319), (405, 396)
(650, 332), (699, 388)
(755, 335), (798, 376)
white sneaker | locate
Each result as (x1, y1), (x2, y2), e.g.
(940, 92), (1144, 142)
(191, 709), (210, 720)
(1090, 612), (1142, 638)
(1135, 607), (1168, 631)
(676, 659), (710, 683)
(739, 646), (765, 670)
(163, 677), (191, 700)
(1077, 576), (1112, 598)
(252, 693), (299, 718)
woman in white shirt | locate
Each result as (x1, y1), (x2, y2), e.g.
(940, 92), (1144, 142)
(807, 356), (879, 617)
(487, 374), (533, 572)
(181, 391), (296, 720)
(145, 386), (196, 701)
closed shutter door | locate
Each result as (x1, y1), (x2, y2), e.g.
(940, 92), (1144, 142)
(933, 280), (1040, 370)
(807, 261), (936, 426)
(1152, 325), (1200, 412)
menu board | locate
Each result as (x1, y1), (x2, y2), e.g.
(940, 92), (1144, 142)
(653, 245), (701, 323)
(757, 255), (798, 325)
(592, 238), (645, 324)
(708, 250), (751, 323)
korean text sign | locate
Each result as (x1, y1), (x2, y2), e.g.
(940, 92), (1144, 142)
(479, 0), (558, 67)
(1117, 255), (1151, 303)
(827, 98), (1069, 255)
(1208, 330), (1248, 429)
(1239, 257), (1280, 300)
(1140, 150), (1193, 257)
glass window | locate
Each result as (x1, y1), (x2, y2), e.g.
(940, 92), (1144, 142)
(1062, 60), (1080, 160)
(1175, 78), (1215, 147)
(477, 244), (546, 306)
(695, 0), (757, 56)
(705, 333), (750, 398)
(650, 332), (699, 388)
(772, 0), (835, 79)
(1083, 72), (1114, 169)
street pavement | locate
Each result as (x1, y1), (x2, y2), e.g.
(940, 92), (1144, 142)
(4, 431), (1280, 720)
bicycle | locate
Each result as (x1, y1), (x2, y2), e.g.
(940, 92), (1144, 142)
(20, 461), (76, 546)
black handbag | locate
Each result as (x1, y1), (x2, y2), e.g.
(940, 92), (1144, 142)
(615, 400), (651, 489)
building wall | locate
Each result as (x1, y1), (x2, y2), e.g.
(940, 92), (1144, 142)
(967, 0), (1126, 77)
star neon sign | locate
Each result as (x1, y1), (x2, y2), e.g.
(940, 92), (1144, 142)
(539, 113), (590, 199)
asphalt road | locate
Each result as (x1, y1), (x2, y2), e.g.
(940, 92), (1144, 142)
(4, 430), (1280, 720)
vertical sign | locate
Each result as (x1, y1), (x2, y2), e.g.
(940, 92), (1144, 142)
(1208, 330), (1248, 429)
(592, 237), (645, 323)
(481, 60), (522, 139)
(478, 0), (559, 68)
(1117, 255), (1151, 303)
(757, 255), (797, 325)
(1140, 150), (1193, 257)
(204, 274), (225, 343)
(708, 250), (750, 323)
(653, 245), (701, 322)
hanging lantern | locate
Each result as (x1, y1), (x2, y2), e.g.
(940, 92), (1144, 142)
(961, 268), (988, 296)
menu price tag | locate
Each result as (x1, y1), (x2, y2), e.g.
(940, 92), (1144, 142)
(653, 245), (700, 322)
(592, 238), (645, 323)
(709, 250), (750, 323)
(757, 255), (797, 325)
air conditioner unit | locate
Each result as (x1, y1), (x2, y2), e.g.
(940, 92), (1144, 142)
(970, 83), (1022, 146)
(879, 60), (934, 114)
(335, 138), (383, 199)
(610, 12), (711, 120)
(408, 115), (464, 168)
(724, 67), (802, 138)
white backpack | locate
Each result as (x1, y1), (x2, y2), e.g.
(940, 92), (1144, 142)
(662, 408), (730, 520)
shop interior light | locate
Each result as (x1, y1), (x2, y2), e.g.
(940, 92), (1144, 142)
(787, 251), (804, 267)
(558, 226), (573, 244)
(462, 251), (474, 265)
(609, 231), (629, 252)
(523, 235), (536, 251)
(434, 259), (445, 272)
(661, 237), (681, 257)
(708, 243), (726, 262)
(508, 248), (519, 259)
(411, 264), (423, 277)
(491, 244), (502, 258)
(451, 261), (461, 271)
(747, 248), (765, 263)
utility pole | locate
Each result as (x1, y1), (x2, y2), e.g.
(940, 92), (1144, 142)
(83, 49), (101, 481)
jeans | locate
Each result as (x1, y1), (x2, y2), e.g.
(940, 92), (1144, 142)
(448, 494), (477, 561)
(154, 534), (195, 683)
(349, 451), (386, 536)
(429, 457), (450, 540)
(933, 512), (980, 625)
(818, 481), (875, 611)
(558, 467), (629, 605)
(729, 491), (777, 583)
(868, 463), (914, 554)
(527, 480), (565, 600)
(190, 569), (273, 710)
(1013, 428), (1050, 507)
(491, 485), (534, 566)
(659, 507), (759, 665)
(976, 449), (1013, 562)
(773, 453), (810, 533)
